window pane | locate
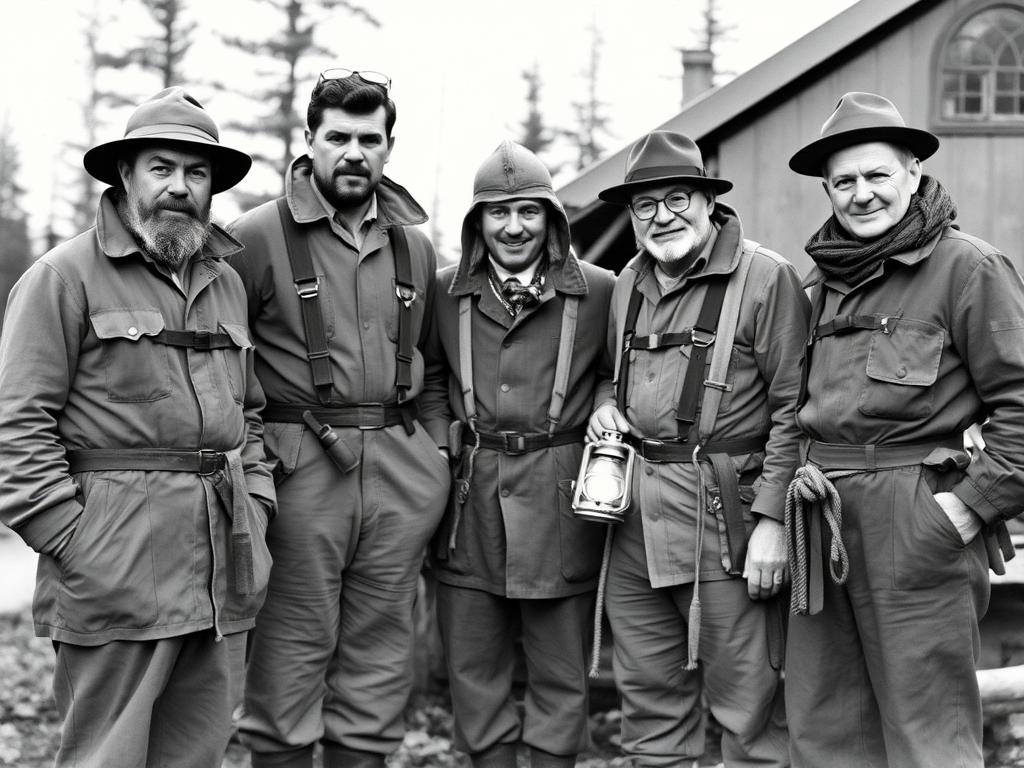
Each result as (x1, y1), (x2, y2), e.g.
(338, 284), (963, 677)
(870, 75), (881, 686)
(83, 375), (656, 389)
(995, 94), (1015, 113)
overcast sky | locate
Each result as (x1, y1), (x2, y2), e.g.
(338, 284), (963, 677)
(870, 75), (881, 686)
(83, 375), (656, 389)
(1, 0), (857, 261)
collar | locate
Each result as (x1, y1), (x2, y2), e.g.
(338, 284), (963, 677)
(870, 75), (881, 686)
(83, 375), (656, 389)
(284, 155), (427, 230)
(95, 188), (243, 263)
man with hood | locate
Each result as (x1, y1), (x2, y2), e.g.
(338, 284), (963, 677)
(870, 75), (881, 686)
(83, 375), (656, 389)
(587, 131), (808, 767)
(0, 87), (276, 767)
(785, 92), (1024, 767)
(228, 70), (449, 768)
(418, 140), (614, 768)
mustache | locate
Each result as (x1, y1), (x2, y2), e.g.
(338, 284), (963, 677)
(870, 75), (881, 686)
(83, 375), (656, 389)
(157, 198), (200, 217)
(334, 166), (370, 179)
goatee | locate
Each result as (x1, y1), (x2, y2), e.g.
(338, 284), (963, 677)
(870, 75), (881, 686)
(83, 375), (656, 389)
(118, 185), (212, 269)
(313, 166), (373, 211)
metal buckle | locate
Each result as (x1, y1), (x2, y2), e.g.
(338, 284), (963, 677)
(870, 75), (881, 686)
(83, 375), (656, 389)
(395, 283), (416, 308)
(499, 431), (527, 455)
(295, 277), (320, 299)
(197, 449), (224, 476)
(690, 329), (716, 348)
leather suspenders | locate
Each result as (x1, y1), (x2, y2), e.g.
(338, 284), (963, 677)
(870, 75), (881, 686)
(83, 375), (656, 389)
(275, 197), (416, 406)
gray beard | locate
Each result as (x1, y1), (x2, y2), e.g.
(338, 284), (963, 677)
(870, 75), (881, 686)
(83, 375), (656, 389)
(117, 188), (212, 270)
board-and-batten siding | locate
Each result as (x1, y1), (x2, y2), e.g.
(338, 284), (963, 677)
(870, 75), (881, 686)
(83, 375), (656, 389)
(719, 0), (1024, 278)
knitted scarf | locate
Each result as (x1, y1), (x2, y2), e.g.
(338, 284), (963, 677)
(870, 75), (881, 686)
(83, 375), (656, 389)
(805, 175), (957, 286)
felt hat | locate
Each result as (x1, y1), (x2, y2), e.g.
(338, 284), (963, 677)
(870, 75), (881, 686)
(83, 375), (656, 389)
(598, 130), (732, 204)
(84, 86), (252, 194)
(789, 91), (939, 176)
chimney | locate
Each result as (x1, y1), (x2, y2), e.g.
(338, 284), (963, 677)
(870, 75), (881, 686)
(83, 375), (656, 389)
(680, 48), (714, 106)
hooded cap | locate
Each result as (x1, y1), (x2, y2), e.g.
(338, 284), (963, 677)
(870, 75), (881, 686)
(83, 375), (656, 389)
(598, 131), (732, 204)
(789, 92), (939, 176)
(84, 86), (252, 194)
(457, 140), (572, 280)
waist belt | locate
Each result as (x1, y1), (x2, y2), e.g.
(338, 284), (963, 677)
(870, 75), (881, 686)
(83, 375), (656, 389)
(66, 448), (227, 474)
(263, 402), (409, 429)
(465, 426), (586, 455)
(806, 435), (962, 470)
(624, 434), (768, 463)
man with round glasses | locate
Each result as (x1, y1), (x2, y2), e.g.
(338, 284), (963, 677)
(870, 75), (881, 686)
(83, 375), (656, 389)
(587, 131), (808, 767)
(229, 69), (449, 768)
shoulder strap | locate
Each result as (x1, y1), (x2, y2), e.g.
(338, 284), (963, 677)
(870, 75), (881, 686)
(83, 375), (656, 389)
(390, 225), (415, 402)
(697, 242), (756, 444)
(277, 197), (333, 406)
(546, 295), (579, 435)
(615, 279), (644, 413)
(457, 295), (477, 425)
(675, 276), (728, 439)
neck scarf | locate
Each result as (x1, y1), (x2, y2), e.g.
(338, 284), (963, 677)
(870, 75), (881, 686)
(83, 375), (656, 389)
(487, 261), (545, 317)
(805, 175), (957, 286)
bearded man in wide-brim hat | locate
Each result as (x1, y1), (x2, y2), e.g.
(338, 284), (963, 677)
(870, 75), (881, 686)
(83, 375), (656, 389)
(0, 87), (276, 768)
(587, 130), (809, 767)
(785, 91), (1024, 768)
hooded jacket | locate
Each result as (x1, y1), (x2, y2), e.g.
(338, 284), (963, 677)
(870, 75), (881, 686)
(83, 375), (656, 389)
(420, 141), (615, 597)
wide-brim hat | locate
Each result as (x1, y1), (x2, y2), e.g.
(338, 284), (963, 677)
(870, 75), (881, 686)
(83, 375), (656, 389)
(598, 131), (732, 205)
(789, 92), (939, 176)
(84, 87), (252, 194)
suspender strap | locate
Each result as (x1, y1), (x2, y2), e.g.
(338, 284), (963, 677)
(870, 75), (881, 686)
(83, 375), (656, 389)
(615, 285), (643, 413)
(262, 402), (408, 428)
(391, 225), (415, 400)
(626, 330), (711, 351)
(465, 426), (587, 455)
(675, 276), (728, 438)
(152, 330), (236, 350)
(277, 197), (333, 406)
(458, 292), (579, 440)
(546, 295), (579, 434)
(66, 448), (227, 475)
(797, 285), (827, 410)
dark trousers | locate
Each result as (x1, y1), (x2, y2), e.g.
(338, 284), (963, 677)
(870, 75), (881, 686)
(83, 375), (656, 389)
(786, 465), (990, 768)
(436, 583), (595, 758)
(52, 631), (245, 768)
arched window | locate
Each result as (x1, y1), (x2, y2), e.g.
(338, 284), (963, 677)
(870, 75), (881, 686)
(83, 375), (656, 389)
(935, 2), (1024, 130)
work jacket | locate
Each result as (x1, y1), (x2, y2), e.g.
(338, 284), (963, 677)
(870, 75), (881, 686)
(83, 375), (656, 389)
(0, 190), (276, 644)
(799, 225), (1024, 527)
(596, 203), (809, 587)
(423, 256), (615, 598)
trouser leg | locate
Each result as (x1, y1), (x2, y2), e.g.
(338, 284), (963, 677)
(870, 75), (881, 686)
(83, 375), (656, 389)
(436, 583), (521, 754)
(240, 428), (356, 763)
(519, 592), (595, 758)
(687, 579), (788, 768)
(321, 742), (387, 768)
(53, 632), (237, 768)
(605, 515), (704, 767)
(322, 426), (449, 755)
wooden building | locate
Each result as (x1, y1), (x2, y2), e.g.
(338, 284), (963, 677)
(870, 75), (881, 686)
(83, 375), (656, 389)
(560, 0), (1024, 278)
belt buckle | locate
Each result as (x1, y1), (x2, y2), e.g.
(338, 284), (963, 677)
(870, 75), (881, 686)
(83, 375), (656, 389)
(197, 449), (223, 475)
(499, 431), (526, 455)
(691, 329), (716, 348)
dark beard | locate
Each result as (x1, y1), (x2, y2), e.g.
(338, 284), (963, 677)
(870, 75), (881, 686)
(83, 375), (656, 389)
(313, 165), (375, 211)
(117, 185), (212, 269)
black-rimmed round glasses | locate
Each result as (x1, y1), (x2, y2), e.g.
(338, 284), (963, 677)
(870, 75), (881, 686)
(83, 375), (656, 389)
(629, 191), (693, 220)
(317, 68), (391, 92)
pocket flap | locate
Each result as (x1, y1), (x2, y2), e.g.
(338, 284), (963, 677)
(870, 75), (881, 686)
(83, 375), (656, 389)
(91, 308), (165, 341)
(218, 321), (254, 350)
(865, 318), (943, 386)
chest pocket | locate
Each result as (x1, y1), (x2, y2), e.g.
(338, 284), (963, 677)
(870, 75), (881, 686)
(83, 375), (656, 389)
(217, 322), (255, 403)
(857, 317), (944, 419)
(91, 308), (170, 402)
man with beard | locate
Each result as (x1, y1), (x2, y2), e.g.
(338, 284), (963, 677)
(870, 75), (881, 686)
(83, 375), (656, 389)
(418, 141), (615, 768)
(587, 131), (808, 767)
(0, 87), (276, 768)
(228, 70), (449, 768)
(784, 92), (1024, 768)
